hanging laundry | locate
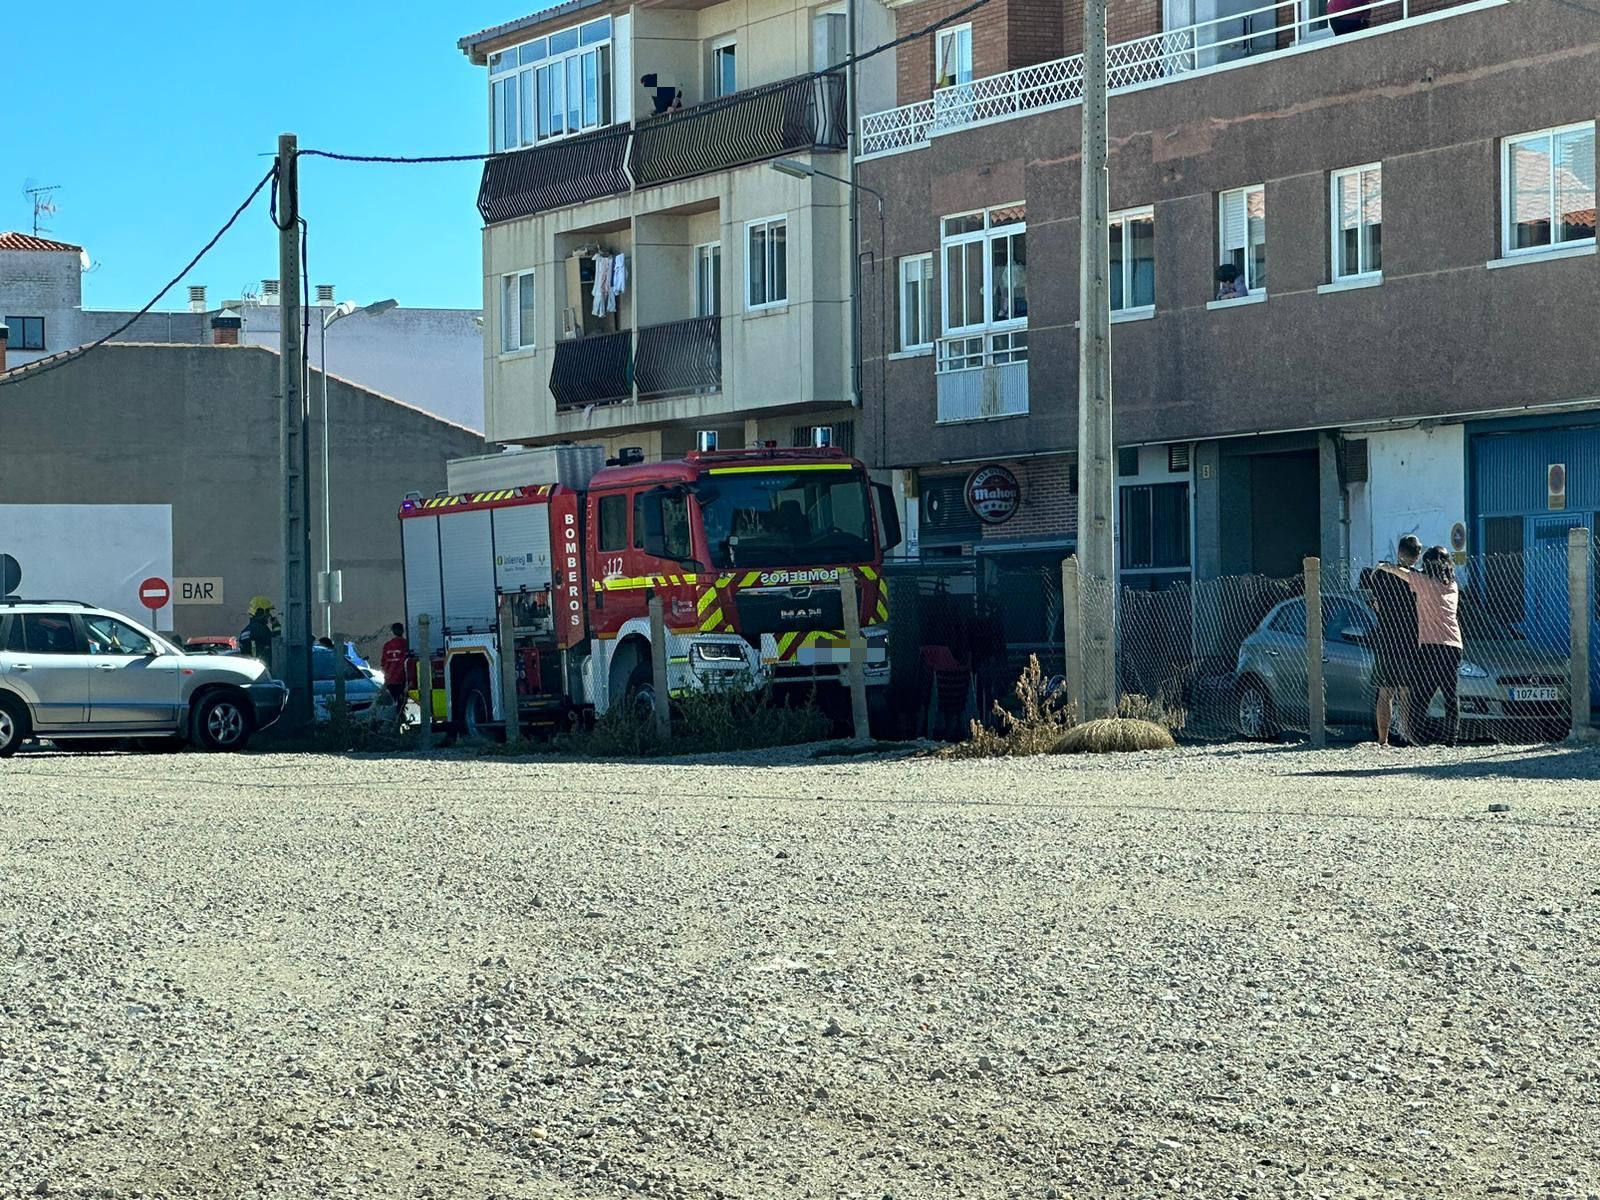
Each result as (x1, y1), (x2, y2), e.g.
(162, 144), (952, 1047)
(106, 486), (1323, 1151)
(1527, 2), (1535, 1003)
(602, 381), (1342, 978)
(590, 252), (611, 319)
(609, 252), (628, 314)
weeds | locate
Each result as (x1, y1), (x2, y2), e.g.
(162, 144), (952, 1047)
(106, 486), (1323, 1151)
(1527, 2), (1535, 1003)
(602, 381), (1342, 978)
(1117, 691), (1188, 736)
(1055, 717), (1176, 754)
(940, 656), (1078, 759)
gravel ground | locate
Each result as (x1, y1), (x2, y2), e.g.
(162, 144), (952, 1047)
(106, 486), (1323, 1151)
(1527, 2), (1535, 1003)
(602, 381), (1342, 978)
(4, 740), (1600, 1200)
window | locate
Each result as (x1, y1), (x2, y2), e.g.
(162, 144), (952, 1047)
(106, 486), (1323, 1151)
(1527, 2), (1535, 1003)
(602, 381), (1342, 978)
(500, 270), (536, 352)
(598, 494), (628, 551)
(634, 492), (692, 559)
(746, 216), (788, 309)
(1109, 208), (1155, 313)
(940, 205), (1026, 333)
(488, 16), (613, 151)
(1218, 185), (1267, 294)
(4, 316), (44, 351)
(83, 614), (156, 657)
(1270, 602), (1306, 637)
(695, 243), (722, 317)
(1331, 164), (1382, 280)
(1323, 597), (1375, 641)
(1120, 482), (1190, 570)
(21, 614), (80, 655)
(2, 617), (21, 653)
(1117, 447), (1140, 476)
(935, 23), (973, 88)
(1502, 123), (1596, 256)
(898, 254), (933, 351)
(711, 41), (738, 99)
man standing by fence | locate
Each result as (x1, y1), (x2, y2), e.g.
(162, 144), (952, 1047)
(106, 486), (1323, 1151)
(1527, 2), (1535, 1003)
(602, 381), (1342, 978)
(1363, 535), (1422, 747)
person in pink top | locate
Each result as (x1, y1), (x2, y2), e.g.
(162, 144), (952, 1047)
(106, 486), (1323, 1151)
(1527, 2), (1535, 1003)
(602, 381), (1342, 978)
(1377, 545), (1462, 745)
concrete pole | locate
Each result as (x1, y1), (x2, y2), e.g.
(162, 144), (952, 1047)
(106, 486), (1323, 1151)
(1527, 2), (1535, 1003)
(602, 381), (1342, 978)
(1305, 556), (1325, 748)
(1569, 527), (1592, 740)
(1061, 556), (1084, 721)
(840, 571), (871, 742)
(647, 591), (672, 742)
(416, 613), (434, 751)
(1077, 0), (1117, 720)
(332, 630), (347, 722)
(276, 132), (314, 729)
(498, 595), (523, 748)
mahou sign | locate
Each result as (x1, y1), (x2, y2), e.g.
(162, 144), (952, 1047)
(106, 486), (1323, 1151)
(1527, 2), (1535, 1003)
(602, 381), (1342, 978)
(965, 465), (1022, 525)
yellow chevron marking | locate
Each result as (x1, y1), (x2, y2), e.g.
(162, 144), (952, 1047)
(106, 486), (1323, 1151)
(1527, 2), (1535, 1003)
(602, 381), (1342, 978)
(700, 609), (724, 632)
(860, 565), (878, 581)
(776, 632), (800, 659)
(740, 571), (760, 587)
(696, 586), (719, 615)
(876, 601), (889, 621)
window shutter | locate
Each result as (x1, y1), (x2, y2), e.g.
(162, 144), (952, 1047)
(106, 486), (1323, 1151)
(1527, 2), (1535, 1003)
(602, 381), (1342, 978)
(1167, 443), (1190, 473)
(1220, 190), (1247, 254)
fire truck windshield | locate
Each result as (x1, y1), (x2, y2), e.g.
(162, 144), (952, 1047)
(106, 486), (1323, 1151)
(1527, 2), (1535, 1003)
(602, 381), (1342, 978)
(695, 468), (874, 568)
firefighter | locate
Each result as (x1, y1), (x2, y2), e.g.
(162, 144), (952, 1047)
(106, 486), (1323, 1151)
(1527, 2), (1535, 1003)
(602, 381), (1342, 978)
(239, 596), (281, 666)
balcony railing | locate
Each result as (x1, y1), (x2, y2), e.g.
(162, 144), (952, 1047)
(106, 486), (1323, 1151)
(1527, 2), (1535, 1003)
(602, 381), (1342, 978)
(478, 123), (633, 225)
(631, 72), (848, 189)
(635, 316), (722, 399)
(860, 0), (1475, 157)
(550, 330), (633, 411)
(935, 330), (1029, 423)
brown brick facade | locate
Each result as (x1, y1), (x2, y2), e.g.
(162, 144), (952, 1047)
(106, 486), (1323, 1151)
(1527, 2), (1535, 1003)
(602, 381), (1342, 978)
(980, 455), (1077, 542)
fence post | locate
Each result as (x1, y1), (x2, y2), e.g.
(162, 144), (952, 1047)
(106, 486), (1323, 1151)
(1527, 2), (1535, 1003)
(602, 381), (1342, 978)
(647, 591), (673, 743)
(1569, 528), (1592, 741)
(1304, 556), (1325, 748)
(332, 629), (347, 721)
(497, 595), (522, 749)
(1061, 556), (1084, 719)
(416, 613), (434, 752)
(840, 571), (872, 743)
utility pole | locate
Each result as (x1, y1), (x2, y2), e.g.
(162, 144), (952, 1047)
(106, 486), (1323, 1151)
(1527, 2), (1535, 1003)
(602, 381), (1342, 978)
(1077, 0), (1117, 720)
(277, 133), (315, 729)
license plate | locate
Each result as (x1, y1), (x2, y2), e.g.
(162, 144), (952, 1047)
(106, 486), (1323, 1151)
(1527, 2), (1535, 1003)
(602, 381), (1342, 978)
(1509, 686), (1558, 702)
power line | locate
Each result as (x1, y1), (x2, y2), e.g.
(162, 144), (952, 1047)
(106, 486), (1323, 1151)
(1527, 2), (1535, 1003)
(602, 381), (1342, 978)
(297, 0), (996, 166)
(0, 164), (279, 389)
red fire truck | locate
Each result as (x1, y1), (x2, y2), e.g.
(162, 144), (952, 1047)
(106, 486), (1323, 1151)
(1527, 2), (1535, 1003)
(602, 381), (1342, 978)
(399, 444), (900, 736)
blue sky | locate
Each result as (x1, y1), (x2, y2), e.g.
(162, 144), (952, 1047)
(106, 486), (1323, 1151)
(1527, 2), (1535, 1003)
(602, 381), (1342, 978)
(5, 2), (541, 312)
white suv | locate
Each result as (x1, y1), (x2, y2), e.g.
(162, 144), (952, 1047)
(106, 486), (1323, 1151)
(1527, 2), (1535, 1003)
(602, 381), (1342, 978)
(0, 600), (288, 756)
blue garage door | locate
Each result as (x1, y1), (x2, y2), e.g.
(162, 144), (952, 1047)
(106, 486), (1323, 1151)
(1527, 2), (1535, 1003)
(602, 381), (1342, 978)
(1471, 425), (1600, 707)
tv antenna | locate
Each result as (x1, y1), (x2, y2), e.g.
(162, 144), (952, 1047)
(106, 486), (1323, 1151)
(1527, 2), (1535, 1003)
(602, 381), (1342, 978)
(23, 183), (61, 236)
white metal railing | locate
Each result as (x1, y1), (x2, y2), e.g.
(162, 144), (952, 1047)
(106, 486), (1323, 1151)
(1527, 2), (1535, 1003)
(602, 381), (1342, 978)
(861, 0), (1435, 156)
(936, 330), (1029, 422)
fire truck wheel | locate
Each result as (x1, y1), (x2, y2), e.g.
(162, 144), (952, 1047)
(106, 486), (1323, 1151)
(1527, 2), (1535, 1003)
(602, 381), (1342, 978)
(457, 670), (495, 742)
(625, 662), (658, 724)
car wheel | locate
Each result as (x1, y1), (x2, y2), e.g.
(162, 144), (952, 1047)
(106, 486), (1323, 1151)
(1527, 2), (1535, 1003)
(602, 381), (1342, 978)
(457, 670), (495, 742)
(1236, 679), (1279, 741)
(195, 691), (253, 752)
(0, 695), (30, 759)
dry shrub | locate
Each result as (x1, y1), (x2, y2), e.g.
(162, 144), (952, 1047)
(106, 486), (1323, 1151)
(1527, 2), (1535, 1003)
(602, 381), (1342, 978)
(1054, 717), (1176, 754)
(940, 656), (1078, 759)
(1118, 691), (1187, 735)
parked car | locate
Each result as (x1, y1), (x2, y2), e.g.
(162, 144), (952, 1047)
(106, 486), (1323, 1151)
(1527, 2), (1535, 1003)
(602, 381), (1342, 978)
(0, 599), (288, 756)
(312, 642), (386, 722)
(1234, 593), (1569, 742)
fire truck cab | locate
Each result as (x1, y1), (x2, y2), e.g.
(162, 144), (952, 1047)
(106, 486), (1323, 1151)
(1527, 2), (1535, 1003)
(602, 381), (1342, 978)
(400, 444), (899, 737)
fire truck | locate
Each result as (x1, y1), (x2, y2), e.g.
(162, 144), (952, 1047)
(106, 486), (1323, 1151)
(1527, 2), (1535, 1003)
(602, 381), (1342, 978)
(399, 443), (900, 737)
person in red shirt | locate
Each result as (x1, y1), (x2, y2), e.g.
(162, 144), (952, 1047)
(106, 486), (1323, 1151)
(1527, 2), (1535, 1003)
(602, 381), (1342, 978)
(380, 623), (410, 723)
(1328, 0), (1370, 36)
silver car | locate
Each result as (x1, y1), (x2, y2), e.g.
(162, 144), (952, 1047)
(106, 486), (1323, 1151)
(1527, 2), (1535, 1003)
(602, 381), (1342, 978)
(1234, 594), (1570, 742)
(0, 599), (288, 756)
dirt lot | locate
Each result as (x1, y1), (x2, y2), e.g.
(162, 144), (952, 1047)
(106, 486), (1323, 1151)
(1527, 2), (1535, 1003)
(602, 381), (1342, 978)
(3, 741), (1600, 1200)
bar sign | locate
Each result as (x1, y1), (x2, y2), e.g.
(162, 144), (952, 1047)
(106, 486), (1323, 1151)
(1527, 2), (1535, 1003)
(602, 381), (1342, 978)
(176, 577), (225, 605)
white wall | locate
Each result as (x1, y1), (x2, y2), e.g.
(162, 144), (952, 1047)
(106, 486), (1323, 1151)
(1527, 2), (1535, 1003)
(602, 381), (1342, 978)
(1347, 424), (1466, 571)
(242, 304), (485, 432)
(0, 249), (86, 367)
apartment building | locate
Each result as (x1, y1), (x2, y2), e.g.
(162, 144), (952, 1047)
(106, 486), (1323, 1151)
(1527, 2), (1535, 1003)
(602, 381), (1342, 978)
(459, 0), (893, 460)
(854, 0), (1598, 627)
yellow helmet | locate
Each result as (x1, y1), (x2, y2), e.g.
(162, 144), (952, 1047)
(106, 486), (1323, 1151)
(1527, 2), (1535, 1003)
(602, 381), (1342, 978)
(248, 595), (274, 615)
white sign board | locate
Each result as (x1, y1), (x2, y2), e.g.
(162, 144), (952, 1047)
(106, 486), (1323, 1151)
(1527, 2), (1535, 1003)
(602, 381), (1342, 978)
(0, 505), (175, 630)
(176, 577), (225, 606)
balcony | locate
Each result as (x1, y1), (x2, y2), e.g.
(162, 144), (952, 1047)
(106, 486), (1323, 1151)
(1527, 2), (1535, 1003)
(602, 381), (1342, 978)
(631, 72), (848, 189)
(859, 0), (1490, 157)
(478, 123), (633, 225)
(635, 316), (721, 399)
(935, 331), (1029, 423)
(550, 330), (633, 411)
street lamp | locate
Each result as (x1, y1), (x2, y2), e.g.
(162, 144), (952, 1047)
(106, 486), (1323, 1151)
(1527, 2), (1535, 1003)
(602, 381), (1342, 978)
(318, 297), (398, 636)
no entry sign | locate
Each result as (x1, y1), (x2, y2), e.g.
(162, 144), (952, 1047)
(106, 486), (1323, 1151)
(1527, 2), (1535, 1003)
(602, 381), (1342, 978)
(139, 577), (171, 613)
